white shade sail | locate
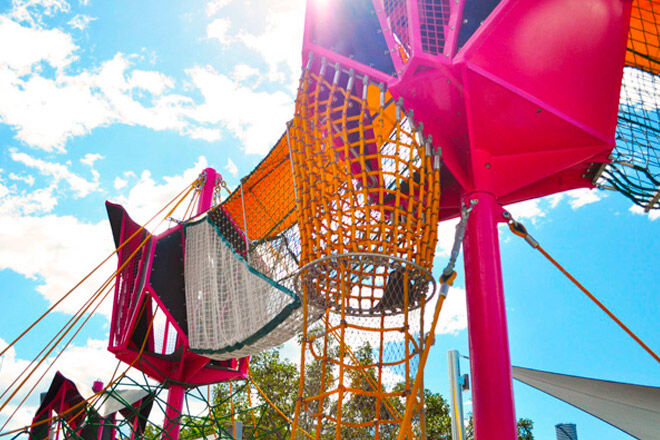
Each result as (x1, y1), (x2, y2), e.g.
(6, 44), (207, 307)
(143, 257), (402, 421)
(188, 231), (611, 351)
(512, 366), (660, 440)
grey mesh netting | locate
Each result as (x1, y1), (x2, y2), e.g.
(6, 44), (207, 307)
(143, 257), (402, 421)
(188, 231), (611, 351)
(184, 214), (319, 361)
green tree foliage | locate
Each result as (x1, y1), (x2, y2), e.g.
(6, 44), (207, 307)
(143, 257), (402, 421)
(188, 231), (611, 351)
(212, 349), (298, 440)
(516, 418), (534, 440)
(193, 345), (535, 440)
(423, 389), (452, 439)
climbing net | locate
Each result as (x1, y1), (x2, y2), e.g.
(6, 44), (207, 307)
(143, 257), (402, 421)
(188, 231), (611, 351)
(600, 0), (659, 211)
(15, 373), (287, 440)
(286, 56), (442, 439)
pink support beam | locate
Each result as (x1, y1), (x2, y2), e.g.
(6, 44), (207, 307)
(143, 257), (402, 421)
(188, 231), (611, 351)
(162, 384), (186, 440)
(462, 191), (516, 440)
(198, 168), (218, 215)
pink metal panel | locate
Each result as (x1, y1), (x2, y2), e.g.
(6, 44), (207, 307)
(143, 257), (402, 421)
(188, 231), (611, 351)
(388, 59), (472, 189)
(464, 61), (612, 151)
(445, 0), (467, 58)
(386, 0), (631, 215)
(460, 0), (631, 140)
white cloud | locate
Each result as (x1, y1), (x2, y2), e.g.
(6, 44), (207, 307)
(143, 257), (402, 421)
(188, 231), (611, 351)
(620, 67), (660, 111)
(8, 173), (35, 186)
(67, 13), (95, 30)
(505, 199), (545, 223)
(0, 58), (114, 151)
(129, 69), (175, 95)
(279, 337), (301, 364)
(8, 0), (70, 28)
(10, 149), (99, 197)
(1, 15), (296, 154)
(435, 218), (461, 257)
(224, 157), (238, 176)
(235, 0), (305, 85)
(0, 158), (209, 320)
(80, 153), (103, 167)
(433, 286), (467, 335)
(381, 367), (406, 389)
(0, 16), (76, 75)
(547, 193), (563, 209)
(206, 0), (233, 16)
(0, 44), (197, 151)
(206, 17), (233, 46)
(113, 176), (128, 190)
(187, 65), (292, 154)
(0, 213), (113, 316)
(540, 188), (604, 211)
(565, 188), (602, 209)
(629, 204), (660, 221)
(232, 63), (260, 84)
(115, 156), (209, 228)
(0, 181), (58, 215)
(186, 126), (223, 142)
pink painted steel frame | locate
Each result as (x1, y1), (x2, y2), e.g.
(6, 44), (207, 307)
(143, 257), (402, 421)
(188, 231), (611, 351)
(302, 1), (632, 439)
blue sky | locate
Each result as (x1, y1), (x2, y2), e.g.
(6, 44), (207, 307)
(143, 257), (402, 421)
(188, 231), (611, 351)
(0, 1), (657, 439)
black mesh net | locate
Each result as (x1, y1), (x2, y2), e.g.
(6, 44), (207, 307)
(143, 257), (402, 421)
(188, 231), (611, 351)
(601, 1), (659, 211)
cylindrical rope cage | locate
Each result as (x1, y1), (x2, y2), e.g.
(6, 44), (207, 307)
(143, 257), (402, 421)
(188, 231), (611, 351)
(287, 56), (442, 439)
(289, 56), (442, 313)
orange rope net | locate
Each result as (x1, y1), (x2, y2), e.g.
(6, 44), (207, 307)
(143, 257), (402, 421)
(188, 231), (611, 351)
(626, 0), (659, 75)
(286, 58), (442, 440)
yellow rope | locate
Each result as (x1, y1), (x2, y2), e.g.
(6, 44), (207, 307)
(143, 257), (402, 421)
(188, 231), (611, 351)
(396, 278), (452, 440)
(506, 215), (660, 364)
(0, 183), (195, 431)
(0, 183), (194, 359)
(247, 374), (315, 440)
(1, 302), (159, 437)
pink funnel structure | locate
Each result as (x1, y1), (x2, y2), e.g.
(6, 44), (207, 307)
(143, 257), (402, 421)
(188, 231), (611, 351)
(105, 168), (248, 440)
(303, 1), (632, 438)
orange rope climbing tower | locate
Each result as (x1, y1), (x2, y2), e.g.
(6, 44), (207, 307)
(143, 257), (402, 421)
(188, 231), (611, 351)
(287, 59), (442, 439)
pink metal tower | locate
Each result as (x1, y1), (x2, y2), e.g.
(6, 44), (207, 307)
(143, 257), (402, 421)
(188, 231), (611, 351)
(302, 1), (632, 438)
(106, 168), (248, 440)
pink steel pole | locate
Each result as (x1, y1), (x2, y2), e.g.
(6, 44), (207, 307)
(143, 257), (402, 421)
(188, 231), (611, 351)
(161, 168), (218, 440)
(162, 385), (186, 440)
(462, 190), (517, 440)
(197, 168), (218, 215)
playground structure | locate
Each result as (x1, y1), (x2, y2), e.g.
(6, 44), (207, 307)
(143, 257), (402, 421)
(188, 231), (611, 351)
(0, 1), (658, 440)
